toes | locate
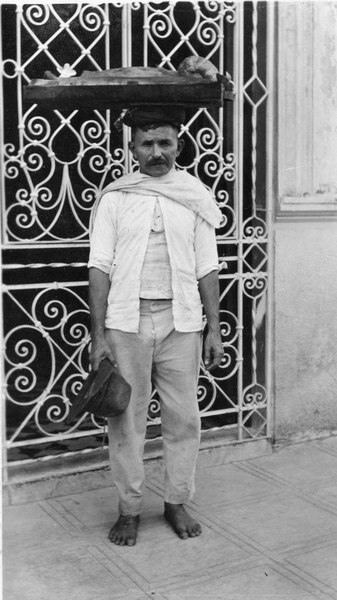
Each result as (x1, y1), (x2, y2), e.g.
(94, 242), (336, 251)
(109, 531), (131, 546)
(109, 532), (121, 544)
(164, 504), (202, 540)
(181, 524), (201, 538)
(108, 515), (139, 546)
(126, 538), (136, 546)
(108, 529), (117, 542)
(116, 538), (124, 545)
(192, 524), (202, 537)
(177, 529), (189, 539)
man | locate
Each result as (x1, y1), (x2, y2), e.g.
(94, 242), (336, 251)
(88, 105), (223, 546)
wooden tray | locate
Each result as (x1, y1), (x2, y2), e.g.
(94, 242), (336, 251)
(23, 66), (234, 110)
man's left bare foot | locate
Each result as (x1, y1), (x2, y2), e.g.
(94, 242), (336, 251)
(164, 502), (202, 539)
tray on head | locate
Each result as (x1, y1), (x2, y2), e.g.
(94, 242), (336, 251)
(23, 66), (234, 110)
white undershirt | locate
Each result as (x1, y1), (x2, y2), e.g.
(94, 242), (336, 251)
(140, 199), (173, 299)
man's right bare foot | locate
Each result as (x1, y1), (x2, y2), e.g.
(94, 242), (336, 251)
(108, 515), (140, 546)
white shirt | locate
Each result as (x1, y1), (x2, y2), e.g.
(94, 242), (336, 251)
(88, 190), (219, 333)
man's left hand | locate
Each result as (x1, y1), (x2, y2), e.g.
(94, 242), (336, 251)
(203, 330), (224, 371)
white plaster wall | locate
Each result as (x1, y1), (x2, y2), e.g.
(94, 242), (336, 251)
(274, 1), (337, 440)
(274, 220), (337, 440)
(313, 1), (337, 192)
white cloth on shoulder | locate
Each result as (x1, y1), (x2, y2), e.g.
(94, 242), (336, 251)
(90, 169), (223, 233)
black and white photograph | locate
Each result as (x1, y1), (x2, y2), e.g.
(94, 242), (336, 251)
(1, 1), (337, 598)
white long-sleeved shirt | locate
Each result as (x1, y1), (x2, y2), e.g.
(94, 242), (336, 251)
(88, 190), (219, 333)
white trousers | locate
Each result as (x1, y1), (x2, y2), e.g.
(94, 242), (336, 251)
(105, 299), (202, 516)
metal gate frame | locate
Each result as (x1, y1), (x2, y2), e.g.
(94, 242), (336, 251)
(1, 1), (275, 481)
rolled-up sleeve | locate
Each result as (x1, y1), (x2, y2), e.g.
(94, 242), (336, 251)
(194, 215), (219, 280)
(88, 192), (117, 274)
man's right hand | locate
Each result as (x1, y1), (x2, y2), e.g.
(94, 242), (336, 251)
(90, 336), (117, 372)
(88, 268), (116, 371)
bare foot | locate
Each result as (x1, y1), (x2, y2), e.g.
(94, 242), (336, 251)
(108, 515), (140, 546)
(164, 502), (202, 539)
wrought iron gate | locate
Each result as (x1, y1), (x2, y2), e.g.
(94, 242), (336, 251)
(1, 2), (273, 478)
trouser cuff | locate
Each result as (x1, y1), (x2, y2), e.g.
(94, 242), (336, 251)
(164, 493), (193, 505)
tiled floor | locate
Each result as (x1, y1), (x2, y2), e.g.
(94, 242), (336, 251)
(3, 437), (337, 600)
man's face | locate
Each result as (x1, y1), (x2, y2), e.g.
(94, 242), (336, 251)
(128, 125), (184, 177)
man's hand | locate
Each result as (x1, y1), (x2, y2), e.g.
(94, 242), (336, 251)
(198, 271), (224, 371)
(203, 329), (223, 371)
(89, 267), (116, 372)
(90, 335), (116, 372)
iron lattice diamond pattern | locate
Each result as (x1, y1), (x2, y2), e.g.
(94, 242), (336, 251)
(243, 75), (268, 107)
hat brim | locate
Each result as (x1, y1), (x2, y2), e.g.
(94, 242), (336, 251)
(66, 359), (115, 423)
(122, 105), (186, 128)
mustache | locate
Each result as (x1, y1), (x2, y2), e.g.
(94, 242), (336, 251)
(147, 158), (167, 165)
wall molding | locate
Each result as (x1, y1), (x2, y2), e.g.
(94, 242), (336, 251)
(277, 193), (337, 221)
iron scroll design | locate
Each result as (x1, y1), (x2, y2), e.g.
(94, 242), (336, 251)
(1, 1), (269, 463)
